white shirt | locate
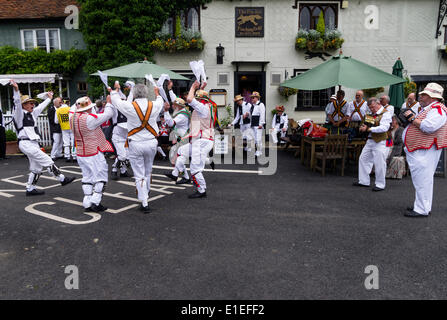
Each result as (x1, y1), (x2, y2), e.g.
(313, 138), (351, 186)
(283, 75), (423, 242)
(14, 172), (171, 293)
(382, 104), (395, 116)
(164, 108), (190, 138)
(232, 101), (252, 126)
(189, 98), (210, 118)
(401, 101), (422, 115)
(272, 113), (288, 131)
(347, 100), (367, 122)
(111, 91), (163, 141)
(327, 100), (349, 122)
(13, 89), (51, 140)
(251, 101), (265, 126)
(403, 101), (447, 137)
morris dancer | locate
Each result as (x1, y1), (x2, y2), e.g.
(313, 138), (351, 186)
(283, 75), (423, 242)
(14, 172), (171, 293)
(110, 83), (163, 214)
(347, 90), (367, 132)
(403, 83), (447, 217)
(401, 93), (422, 115)
(230, 94), (252, 152)
(57, 100), (77, 162)
(271, 105), (288, 145)
(10, 80), (75, 196)
(250, 91), (266, 157)
(70, 97), (114, 212)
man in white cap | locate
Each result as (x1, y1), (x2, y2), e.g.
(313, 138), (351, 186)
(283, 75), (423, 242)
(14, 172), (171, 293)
(70, 96), (114, 213)
(230, 94), (253, 151)
(353, 97), (392, 192)
(163, 97), (192, 185)
(401, 92), (422, 115)
(250, 91), (266, 157)
(325, 94), (337, 125)
(110, 83), (163, 213)
(10, 80), (75, 196)
(403, 83), (447, 217)
(271, 105), (288, 145)
(184, 81), (215, 198)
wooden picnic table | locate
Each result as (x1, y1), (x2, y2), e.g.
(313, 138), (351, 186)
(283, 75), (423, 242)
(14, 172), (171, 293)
(300, 135), (366, 170)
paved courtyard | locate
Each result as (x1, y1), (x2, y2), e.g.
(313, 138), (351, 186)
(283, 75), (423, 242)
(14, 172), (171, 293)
(1, 149), (447, 299)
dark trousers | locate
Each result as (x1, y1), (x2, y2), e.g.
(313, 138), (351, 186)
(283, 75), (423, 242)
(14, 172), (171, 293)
(0, 126), (6, 158)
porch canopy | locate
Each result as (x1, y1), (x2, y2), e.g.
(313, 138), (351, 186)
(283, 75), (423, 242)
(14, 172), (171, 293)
(0, 73), (59, 84)
(280, 54), (406, 90)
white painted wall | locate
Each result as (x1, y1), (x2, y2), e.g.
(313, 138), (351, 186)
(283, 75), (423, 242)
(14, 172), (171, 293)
(153, 0), (447, 127)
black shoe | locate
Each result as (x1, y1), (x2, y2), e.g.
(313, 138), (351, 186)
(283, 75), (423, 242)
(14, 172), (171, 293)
(61, 176), (76, 186)
(210, 161), (215, 170)
(84, 207), (93, 212)
(71, 158), (77, 163)
(90, 203), (108, 213)
(176, 177), (191, 185)
(120, 171), (131, 178)
(372, 187), (385, 192)
(111, 171), (118, 180)
(164, 173), (178, 181)
(404, 210), (429, 218)
(188, 191), (207, 199)
(26, 189), (45, 196)
(65, 158), (71, 163)
(140, 205), (151, 214)
(352, 182), (369, 187)
(407, 207), (431, 215)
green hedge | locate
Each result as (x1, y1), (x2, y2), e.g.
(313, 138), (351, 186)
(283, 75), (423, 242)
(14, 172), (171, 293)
(0, 46), (86, 74)
(5, 129), (17, 142)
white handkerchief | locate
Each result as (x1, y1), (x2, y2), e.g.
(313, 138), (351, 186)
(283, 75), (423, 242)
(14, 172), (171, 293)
(118, 90), (127, 100)
(125, 80), (135, 88)
(0, 79), (11, 86)
(197, 60), (207, 82)
(37, 92), (49, 100)
(189, 61), (201, 82)
(145, 74), (157, 87)
(97, 70), (110, 88)
(157, 74), (170, 87)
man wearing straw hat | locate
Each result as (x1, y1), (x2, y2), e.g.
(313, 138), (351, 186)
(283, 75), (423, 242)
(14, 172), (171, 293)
(403, 83), (447, 218)
(70, 96), (114, 213)
(271, 105), (288, 145)
(110, 83), (163, 213)
(9, 80), (75, 196)
(230, 94), (253, 152)
(250, 91), (266, 157)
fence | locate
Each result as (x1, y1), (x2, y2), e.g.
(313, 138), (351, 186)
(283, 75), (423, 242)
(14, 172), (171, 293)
(3, 114), (52, 147)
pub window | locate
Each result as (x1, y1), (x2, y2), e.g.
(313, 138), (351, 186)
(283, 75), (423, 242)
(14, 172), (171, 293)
(294, 69), (335, 111)
(21, 29), (61, 52)
(77, 82), (88, 93)
(298, 4), (338, 30)
(162, 7), (201, 36)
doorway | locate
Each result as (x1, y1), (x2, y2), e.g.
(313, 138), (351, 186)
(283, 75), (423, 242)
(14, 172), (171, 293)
(234, 71), (266, 122)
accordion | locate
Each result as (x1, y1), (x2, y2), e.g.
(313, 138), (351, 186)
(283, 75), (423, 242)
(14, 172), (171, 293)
(363, 114), (376, 128)
(398, 108), (416, 127)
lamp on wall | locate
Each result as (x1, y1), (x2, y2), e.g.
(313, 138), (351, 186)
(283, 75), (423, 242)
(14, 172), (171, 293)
(216, 43), (225, 64)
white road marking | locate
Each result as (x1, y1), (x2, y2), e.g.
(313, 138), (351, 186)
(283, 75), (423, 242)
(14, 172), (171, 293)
(152, 165), (261, 174)
(0, 189), (23, 198)
(26, 201), (101, 225)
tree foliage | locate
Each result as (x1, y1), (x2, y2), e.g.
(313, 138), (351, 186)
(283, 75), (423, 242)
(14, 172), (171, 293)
(77, 0), (211, 97)
(0, 46), (86, 74)
(316, 11), (325, 35)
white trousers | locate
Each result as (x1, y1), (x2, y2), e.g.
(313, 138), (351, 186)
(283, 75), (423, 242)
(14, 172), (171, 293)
(77, 152), (109, 208)
(240, 124), (253, 141)
(112, 135), (128, 173)
(251, 127), (263, 152)
(190, 139), (214, 193)
(62, 130), (76, 159)
(51, 132), (63, 159)
(19, 140), (65, 191)
(359, 139), (387, 189)
(174, 143), (191, 180)
(128, 139), (157, 206)
(405, 146), (442, 215)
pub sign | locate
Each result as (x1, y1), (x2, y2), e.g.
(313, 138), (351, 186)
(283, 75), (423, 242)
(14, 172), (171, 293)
(235, 7), (264, 38)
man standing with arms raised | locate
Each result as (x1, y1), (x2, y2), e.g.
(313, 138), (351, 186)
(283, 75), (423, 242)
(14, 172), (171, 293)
(403, 83), (447, 218)
(110, 83), (163, 213)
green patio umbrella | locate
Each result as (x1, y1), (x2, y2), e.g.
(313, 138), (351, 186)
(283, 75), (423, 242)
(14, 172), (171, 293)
(388, 58), (405, 112)
(91, 60), (189, 80)
(281, 54), (405, 90)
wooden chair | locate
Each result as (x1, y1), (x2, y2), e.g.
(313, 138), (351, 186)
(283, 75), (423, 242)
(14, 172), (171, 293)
(314, 134), (348, 177)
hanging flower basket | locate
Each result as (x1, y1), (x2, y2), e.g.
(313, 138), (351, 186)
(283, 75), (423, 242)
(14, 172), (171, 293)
(295, 29), (344, 52)
(278, 86), (298, 101)
(150, 28), (205, 53)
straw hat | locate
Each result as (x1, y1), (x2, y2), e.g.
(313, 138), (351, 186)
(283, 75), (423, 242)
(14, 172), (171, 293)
(173, 97), (187, 107)
(275, 105), (285, 112)
(419, 83), (444, 100)
(234, 95), (243, 102)
(20, 95), (37, 105)
(250, 91), (261, 98)
(76, 97), (94, 112)
(195, 89), (209, 100)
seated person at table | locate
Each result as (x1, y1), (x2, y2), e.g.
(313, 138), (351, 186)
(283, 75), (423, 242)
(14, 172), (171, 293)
(386, 115), (405, 179)
(327, 90), (349, 134)
(271, 105), (288, 145)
